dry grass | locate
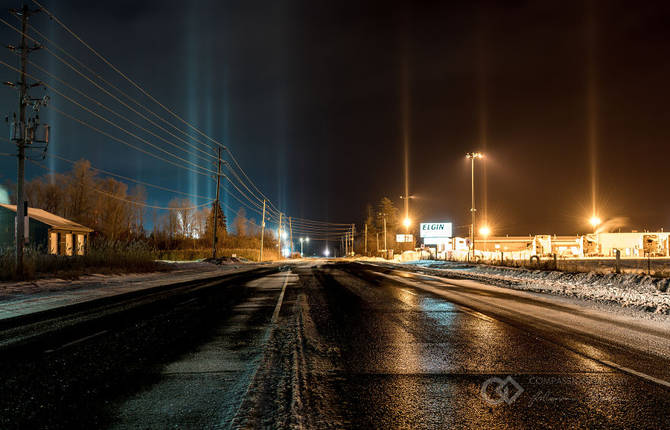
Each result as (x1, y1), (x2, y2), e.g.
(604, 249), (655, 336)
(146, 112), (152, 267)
(0, 240), (166, 281)
(154, 247), (280, 262)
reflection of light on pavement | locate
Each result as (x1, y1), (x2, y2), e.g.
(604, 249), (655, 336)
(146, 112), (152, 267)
(383, 284), (422, 421)
(387, 285), (420, 373)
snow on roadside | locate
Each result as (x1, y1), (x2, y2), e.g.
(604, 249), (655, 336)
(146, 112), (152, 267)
(394, 260), (670, 315)
(0, 261), (249, 301)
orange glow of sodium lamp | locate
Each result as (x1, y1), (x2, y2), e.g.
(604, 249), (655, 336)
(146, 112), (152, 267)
(403, 217), (412, 228)
(479, 226), (491, 237)
(589, 216), (601, 228)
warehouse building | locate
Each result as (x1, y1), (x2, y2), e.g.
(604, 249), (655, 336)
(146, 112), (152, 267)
(0, 204), (93, 256)
(585, 232), (670, 257)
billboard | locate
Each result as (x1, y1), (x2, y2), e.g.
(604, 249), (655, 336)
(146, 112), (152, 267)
(420, 222), (452, 238)
(396, 234), (414, 243)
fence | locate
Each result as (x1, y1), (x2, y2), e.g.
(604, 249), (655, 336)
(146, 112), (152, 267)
(416, 248), (670, 276)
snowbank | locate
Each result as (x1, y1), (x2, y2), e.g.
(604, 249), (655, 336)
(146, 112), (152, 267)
(395, 260), (670, 314)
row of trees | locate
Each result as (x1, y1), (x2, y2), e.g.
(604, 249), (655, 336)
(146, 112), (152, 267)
(359, 197), (415, 255)
(21, 160), (145, 241)
(9, 160), (276, 251)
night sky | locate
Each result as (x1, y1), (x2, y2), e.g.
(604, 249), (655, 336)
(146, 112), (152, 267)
(0, 0), (669, 235)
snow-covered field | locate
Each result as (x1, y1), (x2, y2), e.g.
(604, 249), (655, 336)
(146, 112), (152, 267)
(389, 260), (670, 315)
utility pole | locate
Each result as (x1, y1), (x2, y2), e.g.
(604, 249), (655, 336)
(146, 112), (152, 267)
(364, 223), (367, 255)
(212, 146), (221, 259)
(344, 232), (348, 256)
(351, 224), (355, 256)
(376, 232), (379, 254)
(278, 212), (283, 256)
(259, 199), (266, 262)
(383, 215), (387, 253)
(289, 216), (293, 256)
(10, 5), (44, 275)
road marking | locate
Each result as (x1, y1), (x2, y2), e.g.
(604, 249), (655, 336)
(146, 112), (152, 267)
(371, 269), (670, 390)
(599, 359), (670, 389)
(271, 271), (290, 324)
(228, 270), (293, 428)
(44, 330), (108, 354)
(175, 297), (197, 307)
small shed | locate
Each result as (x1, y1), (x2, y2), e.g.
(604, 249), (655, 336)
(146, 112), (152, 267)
(0, 204), (93, 256)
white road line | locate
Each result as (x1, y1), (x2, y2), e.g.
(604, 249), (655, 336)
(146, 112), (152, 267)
(373, 270), (670, 390)
(271, 271), (291, 324)
(600, 359), (670, 389)
(227, 270), (293, 428)
(44, 330), (108, 354)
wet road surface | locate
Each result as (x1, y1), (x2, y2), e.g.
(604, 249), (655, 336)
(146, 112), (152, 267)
(1, 261), (669, 428)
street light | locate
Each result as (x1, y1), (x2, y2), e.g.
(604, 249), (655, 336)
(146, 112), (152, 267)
(324, 248), (330, 257)
(400, 195), (414, 232)
(589, 216), (601, 229)
(479, 226), (491, 237)
(466, 152), (484, 261)
(299, 237), (309, 257)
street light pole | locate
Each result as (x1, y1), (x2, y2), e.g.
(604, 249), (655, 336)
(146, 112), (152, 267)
(466, 152), (483, 261)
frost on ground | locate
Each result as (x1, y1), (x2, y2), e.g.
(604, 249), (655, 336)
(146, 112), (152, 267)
(0, 261), (249, 301)
(392, 260), (670, 315)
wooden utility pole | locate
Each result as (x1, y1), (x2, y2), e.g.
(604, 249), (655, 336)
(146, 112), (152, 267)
(212, 146), (221, 259)
(278, 212), (283, 256)
(11, 5), (41, 275)
(351, 224), (355, 256)
(383, 215), (387, 252)
(289, 217), (293, 256)
(364, 223), (367, 255)
(259, 199), (266, 262)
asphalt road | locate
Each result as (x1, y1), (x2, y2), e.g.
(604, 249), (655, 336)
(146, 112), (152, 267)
(1, 261), (669, 429)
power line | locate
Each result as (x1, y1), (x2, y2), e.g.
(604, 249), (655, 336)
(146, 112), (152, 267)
(92, 188), (213, 210)
(51, 154), (212, 202)
(47, 106), (214, 178)
(25, 5), (291, 220)
(27, 158), (215, 210)
(32, 0), (223, 152)
(0, 59), (220, 177)
(13, 7), (350, 228)
(19, 14), (219, 153)
(0, 16), (221, 166)
(26, 58), (218, 165)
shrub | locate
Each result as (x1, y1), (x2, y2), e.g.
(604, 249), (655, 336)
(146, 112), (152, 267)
(0, 240), (164, 281)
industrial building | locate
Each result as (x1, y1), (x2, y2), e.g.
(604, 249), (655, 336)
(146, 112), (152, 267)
(419, 220), (670, 260)
(0, 204), (93, 256)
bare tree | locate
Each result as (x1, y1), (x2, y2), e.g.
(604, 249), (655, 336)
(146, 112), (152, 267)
(232, 207), (248, 237)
